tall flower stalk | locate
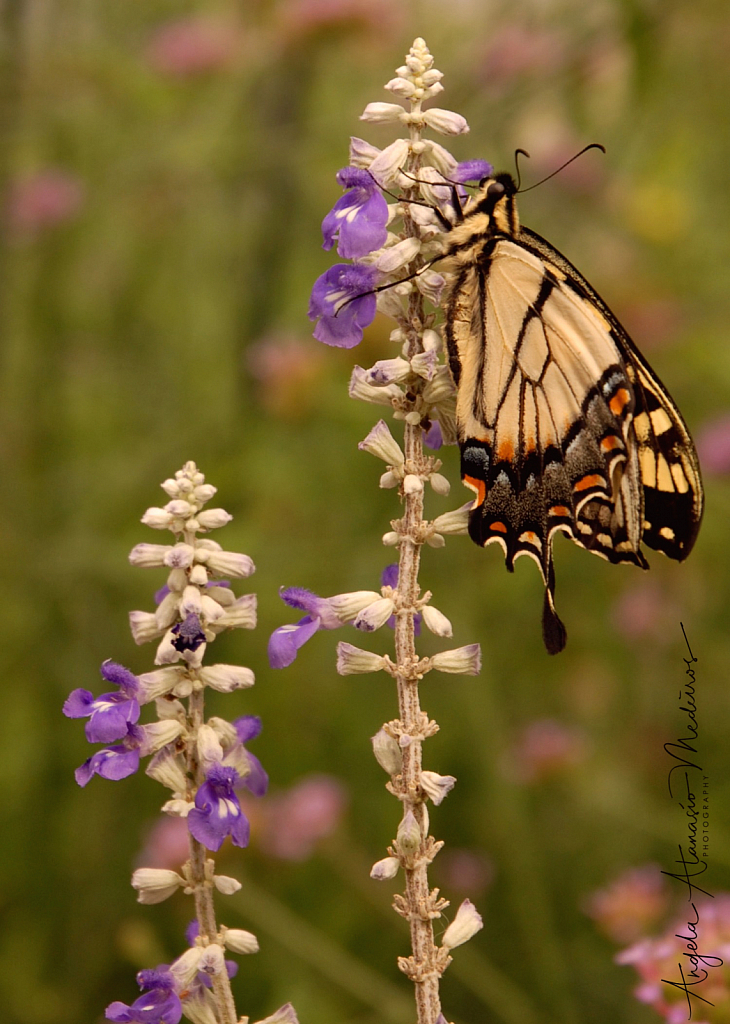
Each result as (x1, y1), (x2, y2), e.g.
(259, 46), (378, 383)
(272, 39), (487, 1024)
(64, 461), (297, 1024)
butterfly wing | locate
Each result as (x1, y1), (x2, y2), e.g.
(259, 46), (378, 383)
(445, 227), (703, 653)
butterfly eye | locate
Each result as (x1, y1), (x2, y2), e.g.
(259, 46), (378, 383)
(486, 181), (505, 199)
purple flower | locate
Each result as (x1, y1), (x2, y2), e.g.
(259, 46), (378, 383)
(106, 967), (182, 1024)
(268, 587), (342, 668)
(308, 263), (378, 348)
(232, 715), (269, 796)
(171, 613), (206, 653)
(452, 159), (493, 184)
(322, 167), (389, 259)
(75, 723), (143, 787)
(423, 419), (443, 450)
(187, 764), (250, 851)
(63, 661), (141, 743)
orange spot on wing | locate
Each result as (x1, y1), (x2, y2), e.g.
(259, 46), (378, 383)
(489, 521), (508, 534)
(600, 435), (621, 452)
(522, 531), (538, 544)
(549, 505), (571, 518)
(609, 388), (631, 416)
(574, 474), (605, 492)
(463, 475), (486, 505)
(497, 440), (515, 462)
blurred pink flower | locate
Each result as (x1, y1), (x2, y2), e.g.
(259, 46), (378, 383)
(436, 848), (494, 897)
(696, 413), (730, 475)
(611, 580), (676, 642)
(616, 894), (730, 1023)
(277, 0), (401, 38)
(146, 17), (241, 78)
(136, 816), (189, 869)
(506, 718), (586, 784)
(247, 333), (327, 417)
(259, 774), (348, 861)
(584, 864), (668, 943)
(619, 297), (685, 351)
(7, 170), (83, 234)
(477, 25), (566, 91)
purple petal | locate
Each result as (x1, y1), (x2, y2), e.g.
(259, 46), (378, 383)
(75, 746), (140, 787)
(452, 159), (493, 183)
(381, 564), (399, 589)
(321, 167), (388, 259)
(100, 661), (139, 696)
(423, 420), (443, 450)
(187, 807), (228, 851)
(233, 714), (262, 743)
(171, 613), (205, 652)
(185, 920), (199, 946)
(85, 698), (140, 744)
(154, 585), (170, 605)
(240, 751), (268, 797)
(268, 616), (321, 669)
(62, 688), (95, 718)
(105, 1004), (134, 1023)
(279, 586), (326, 615)
(308, 264), (378, 349)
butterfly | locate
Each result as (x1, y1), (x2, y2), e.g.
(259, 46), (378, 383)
(439, 169), (703, 653)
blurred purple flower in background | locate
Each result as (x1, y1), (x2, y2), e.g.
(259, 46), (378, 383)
(696, 412), (730, 475)
(259, 774), (348, 861)
(146, 16), (241, 77)
(7, 170), (83, 235)
(505, 718), (586, 783)
(584, 864), (668, 943)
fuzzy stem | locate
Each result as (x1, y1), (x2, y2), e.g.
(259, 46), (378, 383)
(187, 686), (238, 1024)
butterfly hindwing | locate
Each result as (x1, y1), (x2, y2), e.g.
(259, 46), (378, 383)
(443, 174), (703, 653)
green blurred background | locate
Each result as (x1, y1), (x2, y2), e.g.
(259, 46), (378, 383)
(2, 0), (729, 1022)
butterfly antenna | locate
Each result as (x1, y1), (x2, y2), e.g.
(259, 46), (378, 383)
(514, 148), (531, 192)
(516, 143), (606, 194)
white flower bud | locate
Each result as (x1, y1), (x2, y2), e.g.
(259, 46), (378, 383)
(442, 899), (484, 949)
(137, 666), (186, 701)
(140, 719), (184, 756)
(410, 350), (437, 380)
(432, 504), (471, 535)
(380, 470), (402, 489)
(166, 567), (187, 593)
(372, 728), (403, 774)
(429, 473), (451, 496)
(349, 135), (381, 167)
(382, 531), (400, 546)
(179, 988), (218, 1024)
(360, 101), (405, 124)
(403, 474), (424, 495)
(170, 946), (205, 988)
(397, 809), (421, 856)
(354, 597), (395, 632)
(162, 797), (193, 816)
(431, 644), (482, 676)
(164, 543), (195, 568)
(375, 237), (421, 274)
(422, 68), (443, 86)
(214, 593), (257, 630)
(420, 770), (457, 805)
(425, 531), (446, 549)
(221, 926), (259, 955)
(363, 356), (411, 386)
(384, 75), (417, 98)
(129, 610), (164, 644)
(368, 138), (409, 187)
(423, 139), (459, 177)
(349, 365), (403, 406)
(146, 747), (187, 793)
(422, 108), (470, 136)
(161, 477), (180, 498)
(421, 605), (453, 638)
(213, 874), (242, 895)
(188, 563), (208, 586)
(327, 590), (381, 622)
(376, 287), (406, 319)
(180, 585), (202, 616)
(141, 507), (174, 529)
(199, 549), (255, 578)
(336, 642), (387, 675)
(196, 508), (233, 530)
(422, 366), (456, 405)
(200, 594), (225, 621)
(155, 590), (180, 630)
(129, 543), (171, 567)
(154, 630), (181, 665)
(370, 856), (401, 880)
(165, 499), (194, 517)
(131, 868), (185, 904)
(253, 1004), (300, 1024)
(194, 483), (217, 503)
(199, 664), (255, 692)
(422, 328), (442, 352)
(198, 943), (226, 977)
(416, 269), (445, 305)
(358, 420), (405, 466)
(197, 723), (224, 767)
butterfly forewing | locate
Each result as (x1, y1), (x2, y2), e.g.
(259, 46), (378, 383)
(443, 175), (703, 653)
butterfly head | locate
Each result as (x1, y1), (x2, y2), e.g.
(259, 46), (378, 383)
(474, 172), (519, 236)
